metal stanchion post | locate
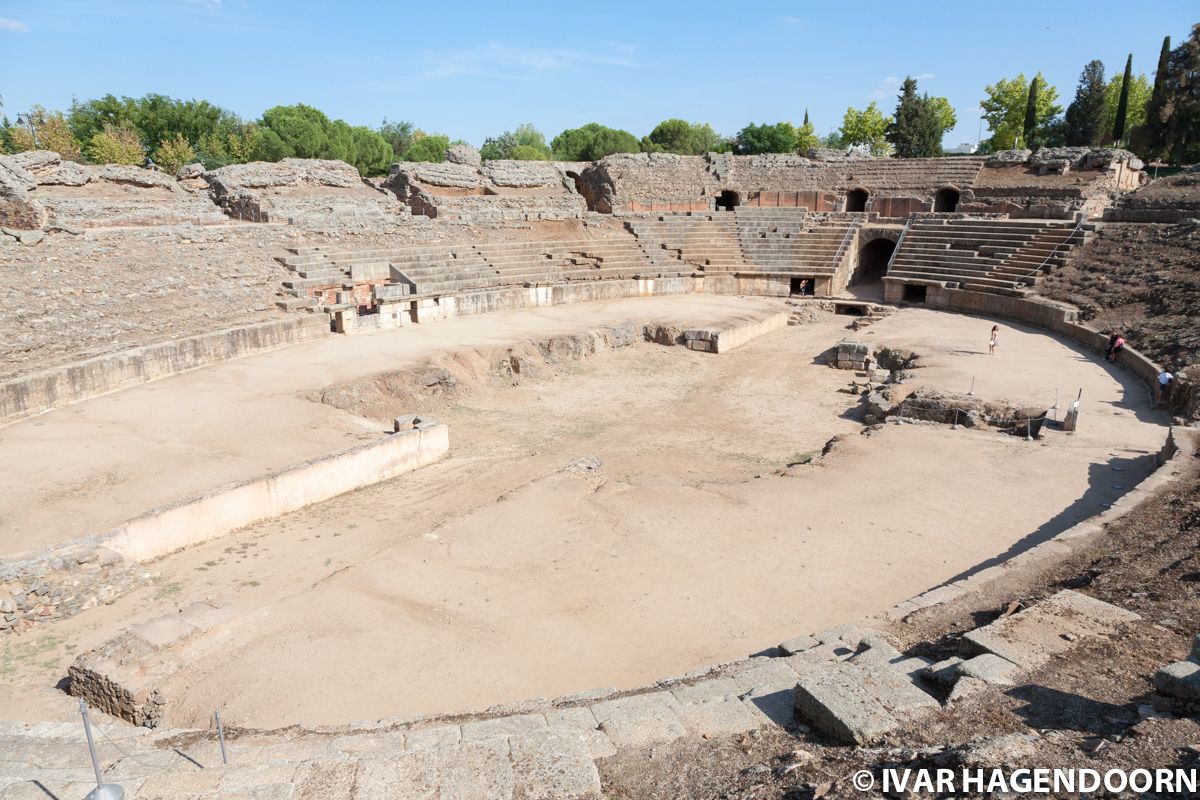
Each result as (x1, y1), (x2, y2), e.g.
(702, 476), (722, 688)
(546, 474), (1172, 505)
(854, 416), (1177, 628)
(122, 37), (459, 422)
(1025, 418), (1032, 442)
(967, 376), (975, 396)
(79, 699), (124, 800)
(215, 709), (229, 765)
(951, 409), (958, 430)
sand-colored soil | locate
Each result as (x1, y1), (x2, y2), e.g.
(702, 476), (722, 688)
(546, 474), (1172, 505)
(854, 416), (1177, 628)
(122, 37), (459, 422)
(0, 300), (1169, 729)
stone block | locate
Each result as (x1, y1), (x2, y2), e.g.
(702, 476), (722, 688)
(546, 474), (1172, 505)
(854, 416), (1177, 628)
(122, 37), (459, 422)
(778, 634), (820, 655)
(958, 654), (1020, 685)
(590, 692), (686, 750)
(923, 657), (964, 686)
(729, 659), (799, 694)
(461, 714), (547, 742)
(962, 590), (1139, 669)
(670, 677), (741, 704)
(792, 666), (898, 744)
(129, 615), (198, 649)
(354, 740), (512, 800)
(403, 725), (462, 751)
(393, 414), (418, 432)
(509, 729), (602, 800)
(1154, 661), (1200, 701)
(814, 624), (864, 647)
(675, 697), (760, 738)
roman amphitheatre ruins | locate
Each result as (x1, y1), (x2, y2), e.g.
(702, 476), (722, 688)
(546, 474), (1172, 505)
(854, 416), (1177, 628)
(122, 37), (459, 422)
(1, 143), (1199, 799)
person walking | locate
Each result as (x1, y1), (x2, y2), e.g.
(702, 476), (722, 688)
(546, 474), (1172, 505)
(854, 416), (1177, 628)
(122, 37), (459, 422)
(988, 325), (999, 355)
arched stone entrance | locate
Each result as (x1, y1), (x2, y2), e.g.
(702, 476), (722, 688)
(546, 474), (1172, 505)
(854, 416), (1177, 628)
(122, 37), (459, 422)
(716, 190), (740, 211)
(845, 188), (869, 212)
(852, 237), (896, 285)
(933, 187), (960, 212)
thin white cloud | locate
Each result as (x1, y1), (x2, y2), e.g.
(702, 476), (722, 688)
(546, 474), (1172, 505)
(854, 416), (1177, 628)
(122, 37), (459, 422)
(417, 42), (640, 80)
(177, 0), (223, 8)
(0, 17), (30, 33)
(778, 16), (802, 24)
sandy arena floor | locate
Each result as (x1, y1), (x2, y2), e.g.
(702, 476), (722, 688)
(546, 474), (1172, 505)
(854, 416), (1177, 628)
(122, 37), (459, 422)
(0, 299), (1171, 729)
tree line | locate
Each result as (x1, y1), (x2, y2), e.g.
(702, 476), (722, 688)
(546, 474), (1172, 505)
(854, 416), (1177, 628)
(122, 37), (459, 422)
(1, 23), (1195, 174)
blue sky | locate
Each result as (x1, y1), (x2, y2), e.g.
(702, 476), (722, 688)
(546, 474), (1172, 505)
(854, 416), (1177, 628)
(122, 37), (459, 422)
(1, 1), (1196, 149)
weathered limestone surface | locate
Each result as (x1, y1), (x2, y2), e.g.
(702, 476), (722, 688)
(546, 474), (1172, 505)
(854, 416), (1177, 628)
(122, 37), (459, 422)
(962, 590), (1140, 669)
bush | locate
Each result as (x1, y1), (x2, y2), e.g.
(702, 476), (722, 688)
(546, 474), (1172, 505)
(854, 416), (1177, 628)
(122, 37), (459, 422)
(87, 123), (144, 165)
(8, 105), (83, 161)
(551, 123), (640, 161)
(507, 144), (551, 161)
(153, 133), (196, 174)
(401, 134), (450, 162)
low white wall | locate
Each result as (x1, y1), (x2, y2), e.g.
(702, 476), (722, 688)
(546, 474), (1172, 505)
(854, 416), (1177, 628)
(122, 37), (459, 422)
(713, 312), (789, 353)
(105, 423), (449, 562)
(0, 315), (331, 427)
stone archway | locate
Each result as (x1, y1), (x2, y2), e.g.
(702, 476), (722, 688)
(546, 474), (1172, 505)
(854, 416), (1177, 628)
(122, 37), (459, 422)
(853, 237), (896, 285)
(716, 190), (741, 211)
(845, 188), (869, 212)
(933, 187), (960, 212)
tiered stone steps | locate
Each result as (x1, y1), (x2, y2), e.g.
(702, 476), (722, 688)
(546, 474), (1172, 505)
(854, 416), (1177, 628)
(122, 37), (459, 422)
(275, 236), (689, 309)
(625, 212), (749, 272)
(733, 208), (858, 275)
(840, 157), (987, 191)
(887, 218), (1092, 294)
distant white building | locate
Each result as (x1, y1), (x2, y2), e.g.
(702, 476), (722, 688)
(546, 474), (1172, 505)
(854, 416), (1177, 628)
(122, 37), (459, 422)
(944, 142), (979, 155)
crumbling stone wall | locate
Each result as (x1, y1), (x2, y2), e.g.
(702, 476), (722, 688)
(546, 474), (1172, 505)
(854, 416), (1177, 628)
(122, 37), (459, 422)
(0, 150), (227, 228)
(206, 158), (410, 229)
(580, 149), (1141, 218)
(387, 159), (587, 222)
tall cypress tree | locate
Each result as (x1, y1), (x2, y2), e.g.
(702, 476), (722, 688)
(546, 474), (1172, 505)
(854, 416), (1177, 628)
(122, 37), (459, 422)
(1113, 54), (1133, 144)
(1022, 76), (1039, 148)
(1064, 60), (1107, 146)
(1136, 36), (1172, 158)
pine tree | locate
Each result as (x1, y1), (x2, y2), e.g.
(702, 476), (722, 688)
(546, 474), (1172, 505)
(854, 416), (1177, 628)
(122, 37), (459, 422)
(1113, 54), (1132, 144)
(885, 77), (942, 157)
(1163, 24), (1200, 163)
(1064, 60), (1107, 146)
(1022, 77), (1039, 148)
(1134, 35), (1172, 159)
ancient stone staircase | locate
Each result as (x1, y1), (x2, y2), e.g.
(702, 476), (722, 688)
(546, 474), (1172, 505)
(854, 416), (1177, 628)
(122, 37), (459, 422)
(886, 218), (1094, 294)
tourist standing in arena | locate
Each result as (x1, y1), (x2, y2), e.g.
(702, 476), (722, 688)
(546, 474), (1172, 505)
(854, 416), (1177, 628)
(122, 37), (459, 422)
(989, 325), (999, 355)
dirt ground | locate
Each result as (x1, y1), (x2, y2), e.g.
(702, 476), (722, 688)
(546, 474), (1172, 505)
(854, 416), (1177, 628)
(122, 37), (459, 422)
(0, 302), (1170, 731)
(598, 447), (1200, 800)
(1039, 221), (1200, 371)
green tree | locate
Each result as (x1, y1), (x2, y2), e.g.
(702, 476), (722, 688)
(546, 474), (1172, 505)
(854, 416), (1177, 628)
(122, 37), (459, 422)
(794, 111), (819, 154)
(1160, 24), (1200, 163)
(928, 97), (957, 133)
(350, 125), (393, 175)
(379, 119), (415, 159)
(980, 72), (1060, 150)
(8, 105), (84, 160)
(254, 104), (334, 160)
(153, 133), (196, 173)
(641, 119), (728, 155)
(550, 123), (640, 161)
(69, 94), (242, 158)
(1133, 35), (1173, 159)
(733, 122), (798, 154)
(1112, 54), (1133, 144)
(480, 123), (552, 160)
(885, 77), (943, 157)
(401, 133), (451, 162)
(1063, 60), (1107, 146)
(1023, 77), (1040, 146)
(1104, 66), (1150, 145)
(87, 123), (144, 165)
(839, 102), (892, 155)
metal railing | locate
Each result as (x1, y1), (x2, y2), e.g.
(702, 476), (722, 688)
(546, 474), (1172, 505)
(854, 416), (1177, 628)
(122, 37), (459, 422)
(830, 219), (862, 273)
(885, 218), (913, 274)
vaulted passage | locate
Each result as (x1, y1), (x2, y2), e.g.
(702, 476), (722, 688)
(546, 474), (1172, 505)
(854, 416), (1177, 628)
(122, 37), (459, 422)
(853, 237), (895, 284)
(845, 189), (869, 212)
(934, 187), (960, 212)
(716, 190), (741, 211)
